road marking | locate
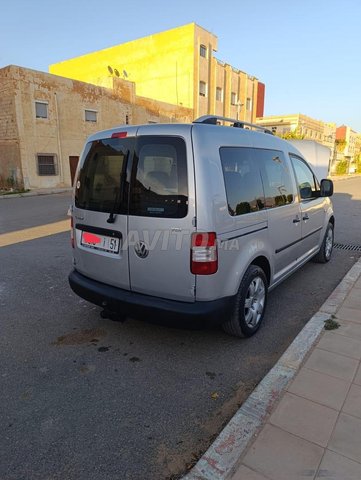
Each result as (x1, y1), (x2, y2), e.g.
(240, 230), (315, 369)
(0, 220), (70, 247)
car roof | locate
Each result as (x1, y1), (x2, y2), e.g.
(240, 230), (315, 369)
(85, 121), (306, 160)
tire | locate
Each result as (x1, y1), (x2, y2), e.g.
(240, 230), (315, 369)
(313, 222), (334, 263)
(222, 265), (268, 338)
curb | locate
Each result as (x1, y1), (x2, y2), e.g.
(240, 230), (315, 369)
(0, 188), (72, 199)
(183, 257), (361, 480)
(330, 173), (361, 181)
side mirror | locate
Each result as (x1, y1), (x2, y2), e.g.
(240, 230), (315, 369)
(320, 179), (333, 197)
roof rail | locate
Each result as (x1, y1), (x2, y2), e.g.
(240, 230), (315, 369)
(193, 115), (274, 135)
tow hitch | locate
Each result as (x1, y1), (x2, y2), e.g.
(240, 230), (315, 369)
(100, 309), (127, 323)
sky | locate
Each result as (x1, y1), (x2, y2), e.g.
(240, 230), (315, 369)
(1, 0), (361, 131)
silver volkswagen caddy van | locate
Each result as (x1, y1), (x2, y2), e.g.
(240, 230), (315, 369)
(69, 115), (334, 337)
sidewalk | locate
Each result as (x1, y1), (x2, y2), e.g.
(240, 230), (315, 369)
(233, 265), (361, 479)
(184, 259), (361, 480)
(330, 173), (361, 181)
(0, 187), (72, 199)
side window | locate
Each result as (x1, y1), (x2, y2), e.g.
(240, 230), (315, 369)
(220, 147), (265, 216)
(290, 155), (319, 200)
(130, 136), (188, 218)
(256, 149), (295, 208)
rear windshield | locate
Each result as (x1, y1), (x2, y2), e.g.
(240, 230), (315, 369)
(75, 138), (131, 213)
(130, 136), (188, 218)
(75, 136), (188, 218)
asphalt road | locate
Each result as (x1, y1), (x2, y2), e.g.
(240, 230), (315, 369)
(1, 180), (361, 480)
(0, 193), (72, 234)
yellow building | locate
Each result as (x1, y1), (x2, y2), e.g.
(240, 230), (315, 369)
(50, 23), (265, 122)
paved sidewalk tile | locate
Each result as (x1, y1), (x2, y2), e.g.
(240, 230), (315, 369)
(231, 464), (270, 480)
(288, 368), (350, 410)
(316, 450), (361, 480)
(269, 392), (338, 447)
(329, 413), (361, 463)
(355, 277), (361, 289)
(317, 332), (361, 360)
(243, 424), (324, 480)
(304, 348), (359, 382)
(334, 320), (361, 341)
(337, 306), (361, 324)
(343, 384), (361, 419)
(342, 289), (361, 310)
(354, 364), (361, 386)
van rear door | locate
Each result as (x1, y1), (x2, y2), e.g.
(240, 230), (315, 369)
(73, 131), (134, 290)
(128, 129), (196, 302)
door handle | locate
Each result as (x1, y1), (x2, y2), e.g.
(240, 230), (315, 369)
(303, 214), (309, 221)
(293, 216), (301, 224)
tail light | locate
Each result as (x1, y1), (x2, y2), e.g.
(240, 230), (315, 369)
(111, 131), (127, 138)
(191, 232), (218, 275)
(70, 216), (74, 248)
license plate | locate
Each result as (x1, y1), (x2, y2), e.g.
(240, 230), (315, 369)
(81, 231), (120, 254)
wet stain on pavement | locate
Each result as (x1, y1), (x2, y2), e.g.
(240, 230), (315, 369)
(129, 356), (141, 363)
(98, 346), (110, 352)
(79, 365), (96, 374)
(52, 328), (106, 346)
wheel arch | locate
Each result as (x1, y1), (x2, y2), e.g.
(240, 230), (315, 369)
(250, 255), (271, 286)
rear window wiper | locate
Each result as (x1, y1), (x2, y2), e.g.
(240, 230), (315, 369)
(107, 151), (129, 223)
(107, 187), (121, 223)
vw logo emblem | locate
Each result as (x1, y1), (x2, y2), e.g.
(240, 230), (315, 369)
(134, 241), (149, 259)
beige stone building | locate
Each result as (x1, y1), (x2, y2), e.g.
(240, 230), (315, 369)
(0, 65), (192, 189)
(336, 125), (358, 159)
(355, 134), (361, 160)
(50, 23), (265, 123)
(256, 114), (336, 154)
(335, 125), (360, 172)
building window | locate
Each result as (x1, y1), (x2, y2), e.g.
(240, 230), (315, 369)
(35, 101), (48, 119)
(125, 114), (129, 125)
(246, 97), (252, 110)
(200, 44), (207, 58)
(85, 109), (97, 122)
(216, 87), (223, 102)
(231, 92), (237, 105)
(199, 81), (207, 97)
(37, 155), (58, 176)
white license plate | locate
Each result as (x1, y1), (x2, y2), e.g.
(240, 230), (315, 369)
(81, 231), (120, 254)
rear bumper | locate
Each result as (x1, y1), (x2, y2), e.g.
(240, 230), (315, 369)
(69, 270), (233, 326)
